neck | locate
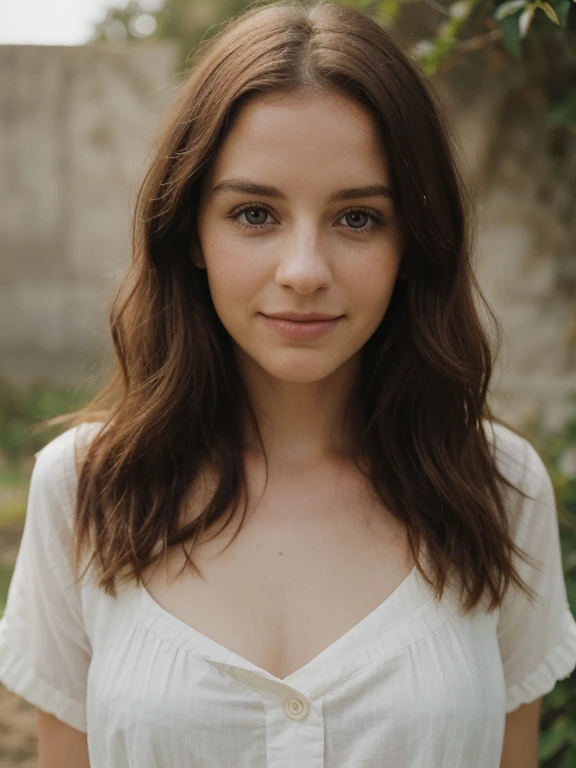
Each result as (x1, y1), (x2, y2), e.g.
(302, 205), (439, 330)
(237, 349), (362, 470)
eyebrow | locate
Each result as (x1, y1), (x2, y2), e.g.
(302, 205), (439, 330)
(211, 177), (395, 202)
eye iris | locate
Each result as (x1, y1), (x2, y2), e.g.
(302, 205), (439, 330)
(346, 211), (367, 228)
(244, 207), (267, 225)
(240, 208), (370, 228)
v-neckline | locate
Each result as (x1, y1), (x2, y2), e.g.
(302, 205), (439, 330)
(132, 561), (427, 684)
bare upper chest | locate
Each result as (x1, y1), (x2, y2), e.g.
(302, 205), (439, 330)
(142, 460), (414, 679)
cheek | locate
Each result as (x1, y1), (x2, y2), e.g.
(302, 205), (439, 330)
(203, 242), (265, 313)
(345, 259), (399, 314)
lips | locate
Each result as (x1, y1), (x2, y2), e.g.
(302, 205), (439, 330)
(260, 313), (342, 341)
(263, 312), (342, 322)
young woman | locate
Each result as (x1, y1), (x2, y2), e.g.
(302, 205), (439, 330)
(1, 1), (575, 766)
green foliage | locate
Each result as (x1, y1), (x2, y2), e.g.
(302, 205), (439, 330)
(0, 564), (14, 616)
(0, 380), (94, 469)
(0, 382), (97, 614)
(534, 399), (576, 766)
(495, 0), (568, 45)
(415, 0), (481, 76)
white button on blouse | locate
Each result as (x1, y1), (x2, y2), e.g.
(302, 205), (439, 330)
(1, 421), (576, 767)
(284, 696), (309, 720)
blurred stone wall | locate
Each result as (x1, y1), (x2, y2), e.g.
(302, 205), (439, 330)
(0, 41), (574, 432)
(435, 58), (576, 432)
(0, 42), (179, 388)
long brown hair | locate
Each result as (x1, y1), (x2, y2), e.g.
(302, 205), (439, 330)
(46, 0), (540, 612)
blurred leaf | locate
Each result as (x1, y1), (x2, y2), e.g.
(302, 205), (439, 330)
(539, 717), (572, 760)
(537, 1), (561, 23)
(496, 13), (523, 55)
(556, 0), (570, 29)
(519, 3), (537, 36)
(495, 0), (528, 19)
(545, 682), (570, 708)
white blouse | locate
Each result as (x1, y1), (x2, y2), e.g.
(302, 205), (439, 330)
(1, 421), (576, 767)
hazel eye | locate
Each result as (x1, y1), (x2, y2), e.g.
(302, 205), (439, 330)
(336, 208), (384, 233)
(235, 206), (272, 227)
(230, 203), (384, 234)
(342, 210), (370, 229)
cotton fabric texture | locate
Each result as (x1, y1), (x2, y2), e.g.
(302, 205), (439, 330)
(1, 421), (576, 767)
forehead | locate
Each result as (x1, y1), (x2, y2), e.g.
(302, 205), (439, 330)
(204, 90), (391, 188)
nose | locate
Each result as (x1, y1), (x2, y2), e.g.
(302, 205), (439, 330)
(274, 226), (332, 294)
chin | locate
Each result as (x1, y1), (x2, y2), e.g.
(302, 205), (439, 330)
(234, 340), (346, 382)
(257, 356), (344, 383)
(271, 371), (330, 384)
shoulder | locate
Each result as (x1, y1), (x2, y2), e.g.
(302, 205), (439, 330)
(32, 421), (105, 528)
(482, 418), (549, 498)
(34, 421), (105, 483)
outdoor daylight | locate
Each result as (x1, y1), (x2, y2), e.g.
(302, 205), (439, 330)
(1, 0), (576, 766)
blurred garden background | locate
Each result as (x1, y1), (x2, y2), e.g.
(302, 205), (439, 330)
(0, 0), (575, 764)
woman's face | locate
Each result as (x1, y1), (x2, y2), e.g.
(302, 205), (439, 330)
(195, 89), (406, 385)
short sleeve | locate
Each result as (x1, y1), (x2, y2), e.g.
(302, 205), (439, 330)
(495, 429), (576, 714)
(0, 425), (97, 733)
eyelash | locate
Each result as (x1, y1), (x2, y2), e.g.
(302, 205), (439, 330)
(229, 204), (385, 234)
